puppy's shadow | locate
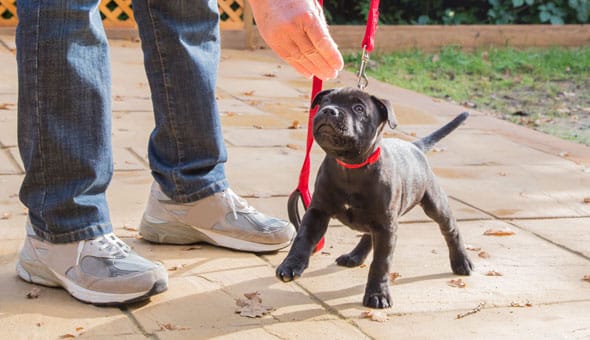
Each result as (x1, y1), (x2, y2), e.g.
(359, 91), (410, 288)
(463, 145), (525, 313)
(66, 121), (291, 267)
(393, 272), (456, 286)
(309, 264), (458, 301)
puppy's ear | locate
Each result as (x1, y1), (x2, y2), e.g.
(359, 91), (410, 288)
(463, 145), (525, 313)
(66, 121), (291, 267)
(311, 89), (336, 109)
(371, 96), (397, 129)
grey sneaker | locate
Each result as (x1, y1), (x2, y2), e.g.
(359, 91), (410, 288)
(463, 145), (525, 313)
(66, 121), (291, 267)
(16, 221), (168, 306)
(140, 183), (296, 252)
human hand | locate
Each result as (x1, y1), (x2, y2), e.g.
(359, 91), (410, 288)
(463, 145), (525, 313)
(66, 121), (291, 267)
(248, 0), (344, 80)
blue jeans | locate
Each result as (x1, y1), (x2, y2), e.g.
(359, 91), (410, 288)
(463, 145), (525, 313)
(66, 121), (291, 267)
(16, 0), (228, 243)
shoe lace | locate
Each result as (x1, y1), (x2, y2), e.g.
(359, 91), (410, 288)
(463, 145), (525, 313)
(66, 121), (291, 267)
(92, 234), (131, 257)
(224, 188), (256, 220)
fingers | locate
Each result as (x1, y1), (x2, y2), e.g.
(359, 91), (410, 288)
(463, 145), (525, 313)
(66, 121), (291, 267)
(302, 14), (344, 76)
(272, 39), (314, 79)
(278, 14), (343, 80)
(249, 0), (343, 80)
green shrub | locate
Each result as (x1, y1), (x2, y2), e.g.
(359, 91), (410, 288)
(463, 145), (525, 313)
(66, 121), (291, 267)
(323, 0), (589, 24)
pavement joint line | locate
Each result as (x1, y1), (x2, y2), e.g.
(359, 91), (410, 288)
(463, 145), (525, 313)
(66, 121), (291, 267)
(503, 219), (590, 261)
(0, 40), (13, 53)
(449, 195), (590, 261)
(1, 148), (24, 174)
(120, 305), (160, 339)
(256, 254), (376, 340)
(126, 147), (150, 168)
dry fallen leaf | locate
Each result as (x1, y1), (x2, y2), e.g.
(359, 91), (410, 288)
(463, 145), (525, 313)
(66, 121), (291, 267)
(483, 228), (515, 236)
(486, 270), (503, 276)
(253, 124), (263, 129)
(243, 90), (255, 96)
(360, 309), (389, 322)
(360, 263), (367, 268)
(510, 301), (532, 308)
(465, 244), (481, 251)
(59, 334), (76, 339)
(25, 286), (41, 299)
(288, 120), (301, 129)
(168, 264), (185, 271)
(1, 212), (11, 220)
(263, 73), (277, 78)
(235, 291), (274, 318)
(158, 322), (190, 331)
(286, 143), (302, 150)
(583, 198), (590, 204)
(122, 225), (138, 232)
(0, 103), (14, 110)
(583, 275), (590, 282)
(447, 279), (467, 288)
(456, 302), (485, 319)
(478, 251), (490, 259)
(389, 272), (402, 282)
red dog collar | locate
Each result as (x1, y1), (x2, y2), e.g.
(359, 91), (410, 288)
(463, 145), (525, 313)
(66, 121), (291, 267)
(336, 147), (382, 169)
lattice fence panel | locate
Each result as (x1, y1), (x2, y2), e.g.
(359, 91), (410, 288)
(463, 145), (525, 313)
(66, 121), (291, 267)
(0, 0), (244, 29)
(0, 0), (17, 26)
(99, 0), (136, 27)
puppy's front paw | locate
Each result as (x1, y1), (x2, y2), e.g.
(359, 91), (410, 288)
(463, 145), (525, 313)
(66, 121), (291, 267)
(336, 253), (365, 267)
(276, 258), (308, 282)
(363, 290), (392, 309)
(451, 252), (474, 276)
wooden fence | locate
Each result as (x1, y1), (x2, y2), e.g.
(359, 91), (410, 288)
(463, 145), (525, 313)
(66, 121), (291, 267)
(0, 0), (247, 29)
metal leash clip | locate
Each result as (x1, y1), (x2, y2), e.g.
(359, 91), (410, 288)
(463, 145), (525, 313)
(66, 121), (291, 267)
(357, 45), (370, 90)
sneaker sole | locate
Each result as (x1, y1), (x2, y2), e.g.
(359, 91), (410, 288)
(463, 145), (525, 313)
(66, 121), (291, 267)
(140, 216), (293, 253)
(16, 260), (167, 306)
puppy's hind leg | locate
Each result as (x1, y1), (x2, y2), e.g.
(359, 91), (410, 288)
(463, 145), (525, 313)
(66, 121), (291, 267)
(421, 181), (473, 275)
(336, 234), (372, 267)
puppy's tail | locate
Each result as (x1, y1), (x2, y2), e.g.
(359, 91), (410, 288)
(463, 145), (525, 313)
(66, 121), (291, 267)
(413, 112), (469, 152)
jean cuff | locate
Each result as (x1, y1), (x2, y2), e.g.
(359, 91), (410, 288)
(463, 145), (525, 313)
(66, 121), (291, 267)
(169, 179), (229, 203)
(30, 221), (113, 243)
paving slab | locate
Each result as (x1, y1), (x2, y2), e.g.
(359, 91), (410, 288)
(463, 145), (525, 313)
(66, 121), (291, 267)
(0, 109), (17, 148)
(511, 217), (590, 258)
(435, 164), (590, 218)
(264, 219), (590, 316)
(0, 243), (143, 340)
(1, 40), (589, 339)
(122, 238), (351, 339)
(356, 301), (590, 339)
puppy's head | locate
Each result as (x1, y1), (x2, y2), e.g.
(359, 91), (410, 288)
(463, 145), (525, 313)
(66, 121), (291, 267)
(311, 87), (396, 162)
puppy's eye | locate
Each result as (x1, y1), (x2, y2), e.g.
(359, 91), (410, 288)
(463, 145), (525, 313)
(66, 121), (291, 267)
(352, 104), (365, 113)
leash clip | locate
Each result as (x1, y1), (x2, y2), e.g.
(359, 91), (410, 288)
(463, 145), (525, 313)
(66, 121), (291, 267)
(357, 45), (370, 90)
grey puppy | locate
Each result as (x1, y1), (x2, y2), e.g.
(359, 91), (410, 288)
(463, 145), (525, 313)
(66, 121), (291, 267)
(277, 87), (473, 309)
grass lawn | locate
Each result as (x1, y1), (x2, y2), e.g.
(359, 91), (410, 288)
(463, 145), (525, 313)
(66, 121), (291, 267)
(345, 46), (590, 145)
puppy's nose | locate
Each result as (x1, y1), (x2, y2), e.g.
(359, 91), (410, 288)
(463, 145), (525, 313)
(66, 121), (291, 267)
(322, 107), (338, 117)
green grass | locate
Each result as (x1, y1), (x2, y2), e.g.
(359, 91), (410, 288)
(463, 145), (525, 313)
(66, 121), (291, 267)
(345, 46), (590, 144)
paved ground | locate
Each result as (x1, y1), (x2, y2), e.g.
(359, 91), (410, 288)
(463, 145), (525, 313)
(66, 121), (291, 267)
(1, 36), (589, 339)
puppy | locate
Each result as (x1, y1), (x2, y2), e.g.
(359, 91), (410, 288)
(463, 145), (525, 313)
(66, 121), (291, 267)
(276, 87), (473, 308)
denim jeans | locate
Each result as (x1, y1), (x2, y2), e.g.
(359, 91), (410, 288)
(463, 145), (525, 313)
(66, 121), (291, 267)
(16, 0), (228, 243)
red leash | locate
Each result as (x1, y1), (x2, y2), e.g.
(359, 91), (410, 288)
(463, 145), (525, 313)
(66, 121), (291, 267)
(287, 0), (380, 253)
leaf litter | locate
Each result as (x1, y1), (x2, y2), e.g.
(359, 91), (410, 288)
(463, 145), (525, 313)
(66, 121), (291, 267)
(157, 322), (190, 331)
(25, 286), (41, 299)
(235, 291), (274, 318)
(360, 309), (389, 322)
(456, 302), (485, 319)
(483, 228), (515, 236)
(447, 279), (467, 288)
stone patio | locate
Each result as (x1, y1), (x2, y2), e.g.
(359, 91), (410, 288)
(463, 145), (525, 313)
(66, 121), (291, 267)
(0, 36), (589, 339)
